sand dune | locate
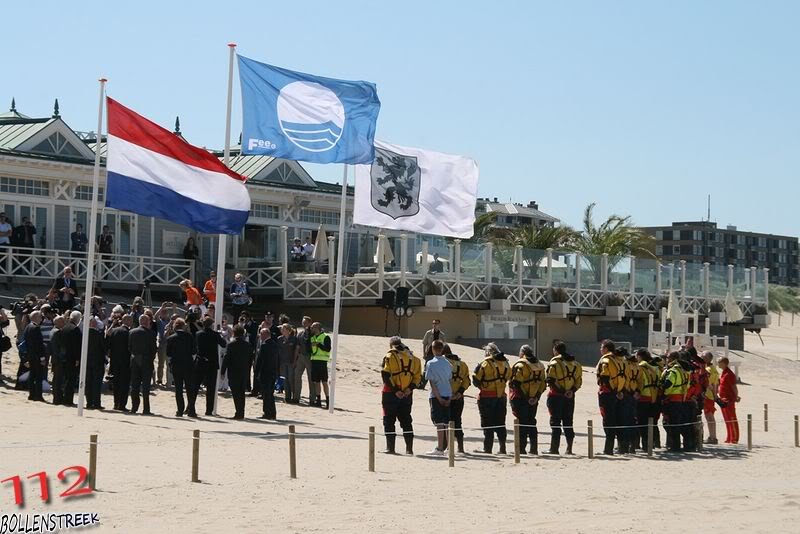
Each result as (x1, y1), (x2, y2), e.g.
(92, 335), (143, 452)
(1, 314), (799, 533)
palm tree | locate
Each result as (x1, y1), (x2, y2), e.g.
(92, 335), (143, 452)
(494, 224), (578, 278)
(574, 203), (655, 285)
(470, 211), (498, 243)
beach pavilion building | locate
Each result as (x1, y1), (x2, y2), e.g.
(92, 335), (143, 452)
(0, 100), (768, 357)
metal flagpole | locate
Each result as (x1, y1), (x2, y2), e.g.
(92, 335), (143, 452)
(77, 78), (107, 417)
(212, 43), (237, 415)
(328, 164), (349, 413)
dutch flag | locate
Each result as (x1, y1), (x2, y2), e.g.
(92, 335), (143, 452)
(105, 98), (250, 235)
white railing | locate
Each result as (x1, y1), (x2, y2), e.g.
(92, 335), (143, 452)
(238, 266), (283, 291)
(0, 247), (193, 287)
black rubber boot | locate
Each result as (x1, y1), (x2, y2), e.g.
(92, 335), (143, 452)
(456, 433), (465, 454)
(603, 435), (615, 455)
(566, 437), (574, 455)
(404, 433), (414, 455)
(548, 433), (560, 455)
(383, 435), (396, 454)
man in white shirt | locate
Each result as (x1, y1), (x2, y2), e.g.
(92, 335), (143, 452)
(303, 237), (315, 261)
(0, 213), (11, 246)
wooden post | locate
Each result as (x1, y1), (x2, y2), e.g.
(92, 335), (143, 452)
(88, 434), (98, 490)
(368, 426), (375, 473)
(647, 418), (654, 457)
(764, 403), (768, 432)
(289, 425), (297, 479)
(747, 414), (752, 451)
(513, 418), (520, 464)
(587, 420), (594, 459)
(794, 415), (799, 447)
(448, 421), (455, 468)
(191, 429), (199, 483)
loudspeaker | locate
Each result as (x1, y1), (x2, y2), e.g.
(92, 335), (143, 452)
(396, 287), (410, 309)
(381, 290), (396, 309)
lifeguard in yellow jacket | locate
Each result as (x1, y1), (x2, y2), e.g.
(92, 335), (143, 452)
(472, 343), (510, 454)
(381, 336), (422, 455)
(510, 345), (546, 455)
(546, 341), (582, 455)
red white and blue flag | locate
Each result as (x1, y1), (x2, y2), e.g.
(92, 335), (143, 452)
(105, 98), (250, 234)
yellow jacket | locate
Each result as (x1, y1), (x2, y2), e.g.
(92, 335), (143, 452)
(705, 364), (719, 401)
(511, 358), (546, 398)
(472, 356), (510, 398)
(637, 361), (660, 402)
(381, 348), (422, 392)
(624, 359), (640, 394)
(546, 355), (583, 394)
(447, 355), (470, 395)
(662, 363), (689, 400)
(596, 352), (626, 393)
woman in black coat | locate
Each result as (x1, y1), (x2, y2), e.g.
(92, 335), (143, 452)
(220, 324), (252, 419)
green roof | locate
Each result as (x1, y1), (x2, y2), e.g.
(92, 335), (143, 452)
(0, 118), (52, 149)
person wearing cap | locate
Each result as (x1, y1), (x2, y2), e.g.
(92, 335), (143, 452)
(472, 342), (511, 454)
(596, 340), (626, 455)
(702, 351), (720, 444)
(546, 341), (582, 455)
(717, 356), (740, 444)
(509, 344), (546, 455)
(443, 343), (470, 454)
(380, 336), (422, 455)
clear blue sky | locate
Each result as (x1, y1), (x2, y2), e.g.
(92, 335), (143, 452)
(5, 1), (798, 236)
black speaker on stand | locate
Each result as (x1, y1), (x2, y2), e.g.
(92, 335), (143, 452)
(381, 290), (395, 336)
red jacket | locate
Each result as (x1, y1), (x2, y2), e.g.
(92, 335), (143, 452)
(718, 368), (737, 402)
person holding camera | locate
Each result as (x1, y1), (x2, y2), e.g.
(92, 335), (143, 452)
(229, 273), (251, 321)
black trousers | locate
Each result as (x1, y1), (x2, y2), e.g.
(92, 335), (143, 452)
(382, 392), (414, 450)
(230, 382), (246, 418)
(681, 401), (696, 451)
(547, 394), (576, 448)
(51, 359), (65, 405)
(510, 397), (538, 453)
(130, 358), (153, 413)
(663, 401), (684, 451)
(196, 364), (219, 415)
(450, 397), (465, 439)
(598, 392), (619, 454)
(63, 364), (79, 406)
(27, 362), (44, 401)
(112, 361), (130, 410)
(261, 373), (277, 419)
(477, 397), (507, 452)
(85, 364), (105, 408)
(636, 401), (661, 449)
(619, 393), (636, 453)
(173, 371), (198, 416)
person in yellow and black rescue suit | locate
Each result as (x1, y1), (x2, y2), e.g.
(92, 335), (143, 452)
(472, 342), (511, 454)
(546, 341), (582, 455)
(660, 350), (691, 452)
(634, 349), (661, 450)
(617, 348), (639, 454)
(596, 339), (626, 455)
(443, 343), (470, 454)
(509, 345), (546, 455)
(381, 336), (422, 455)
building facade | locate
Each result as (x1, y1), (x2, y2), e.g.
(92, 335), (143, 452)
(642, 221), (799, 287)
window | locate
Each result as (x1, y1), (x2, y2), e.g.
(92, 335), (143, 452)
(74, 185), (104, 201)
(737, 235), (745, 245)
(693, 231), (702, 241)
(737, 249), (745, 260)
(249, 202), (280, 220)
(0, 177), (50, 196)
(673, 245), (680, 255)
(30, 132), (84, 158)
(758, 237), (767, 248)
(299, 208), (339, 225)
(779, 239), (787, 249)
(655, 245), (663, 256)
(693, 245), (702, 256)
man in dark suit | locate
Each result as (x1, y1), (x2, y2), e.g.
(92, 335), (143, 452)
(167, 318), (198, 417)
(85, 318), (107, 410)
(195, 317), (226, 416)
(52, 266), (79, 312)
(220, 324), (252, 420)
(108, 314), (132, 411)
(60, 311), (83, 407)
(128, 314), (157, 415)
(255, 328), (280, 420)
(22, 310), (46, 401)
(49, 316), (67, 405)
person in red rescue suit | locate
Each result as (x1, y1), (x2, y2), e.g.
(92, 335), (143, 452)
(381, 336), (422, 455)
(717, 356), (740, 444)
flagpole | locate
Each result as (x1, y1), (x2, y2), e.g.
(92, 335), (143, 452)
(212, 43), (237, 415)
(77, 78), (107, 417)
(328, 164), (349, 413)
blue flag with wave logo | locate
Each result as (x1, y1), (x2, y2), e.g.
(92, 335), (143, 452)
(238, 55), (381, 164)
